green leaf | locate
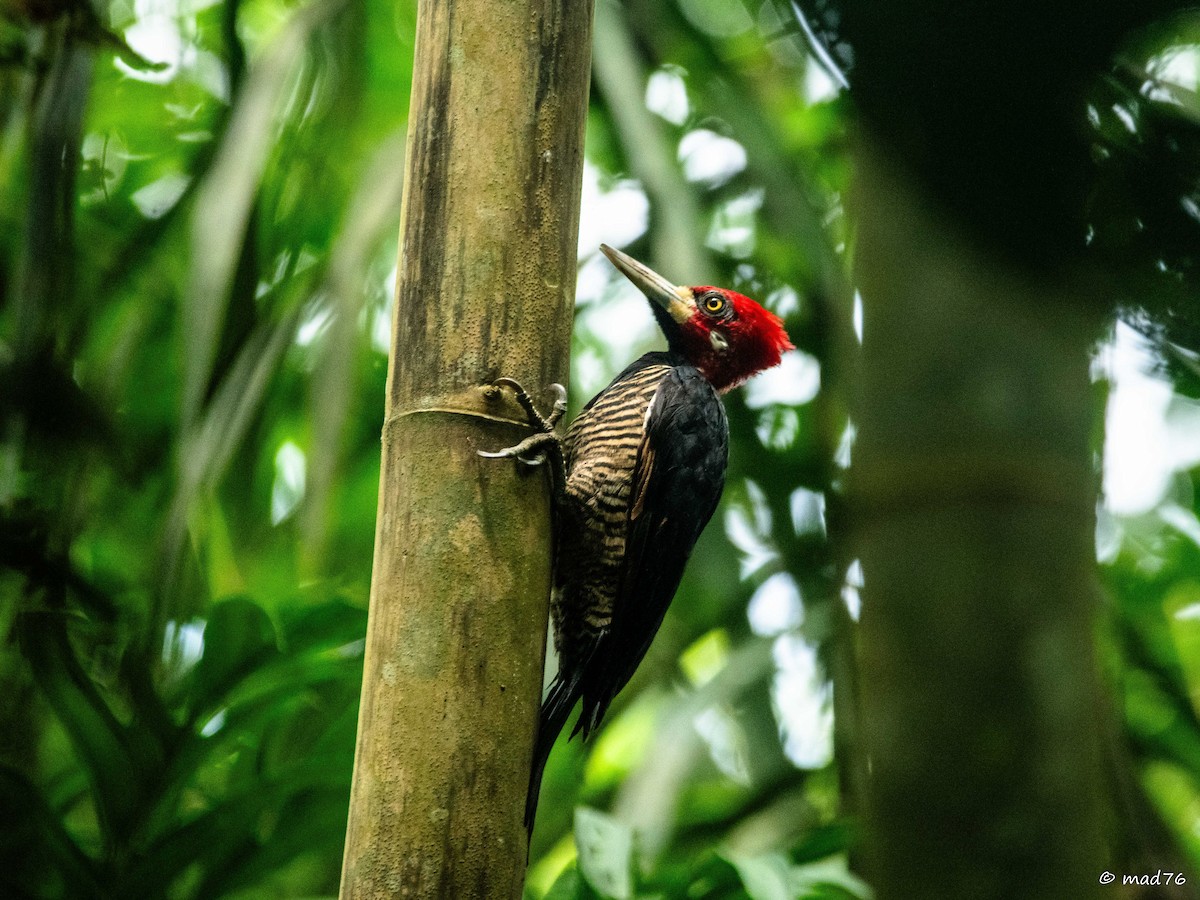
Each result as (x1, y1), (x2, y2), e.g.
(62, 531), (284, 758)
(574, 807), (634, 900)
(722, 852), (874, 900)
(790, 821), (858, 865)
(724, 852), (793, 900)
(790, 857), (873, 899)
(19, 611), (143, 840)
(191, 787), (351, 899)
(542, 865), (592, 900)
(119, 784), (283, 896)
(0, 765), (99, 898)
(278, 596), (368, 654)
(187, 596), (279, 719)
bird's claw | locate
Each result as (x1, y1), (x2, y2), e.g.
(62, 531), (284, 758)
(479, 378), (569, 506)
(479, 378), (566, 489)
(489, 378), (559, 434)
(493, 377), (527, 396)
(548, 383), (567, 428)
(484, 377), (568, 435)
(476, 447), (545, 467)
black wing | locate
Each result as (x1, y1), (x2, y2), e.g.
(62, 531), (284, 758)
(575, 365), (728, 737)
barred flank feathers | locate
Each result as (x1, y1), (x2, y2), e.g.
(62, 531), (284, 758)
(554, 365), (670, 655)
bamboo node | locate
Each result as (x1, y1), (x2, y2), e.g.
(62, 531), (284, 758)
(383, 385), (536, 433)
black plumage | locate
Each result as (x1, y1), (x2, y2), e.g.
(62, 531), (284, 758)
(525, 351), (728, 833)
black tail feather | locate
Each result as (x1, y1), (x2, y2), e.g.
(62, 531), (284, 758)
(525, 672), (577, 840)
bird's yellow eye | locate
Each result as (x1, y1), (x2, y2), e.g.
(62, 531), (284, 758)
(702, 295), (726, 315)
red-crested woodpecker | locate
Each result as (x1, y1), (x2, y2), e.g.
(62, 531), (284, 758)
(481, 243), (793, 837)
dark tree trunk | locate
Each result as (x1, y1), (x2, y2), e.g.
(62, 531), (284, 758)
(849, 142), (1112, 900)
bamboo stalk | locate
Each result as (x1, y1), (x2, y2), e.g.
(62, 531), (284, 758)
(338, 0), (593, 896)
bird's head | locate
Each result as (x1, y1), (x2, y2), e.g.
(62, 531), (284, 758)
(600, 244), (793, 392)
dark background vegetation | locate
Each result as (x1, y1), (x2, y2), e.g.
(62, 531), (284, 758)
(2, 0), (1200, 897)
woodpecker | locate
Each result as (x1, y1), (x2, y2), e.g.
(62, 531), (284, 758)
(480, 243), (792, 838)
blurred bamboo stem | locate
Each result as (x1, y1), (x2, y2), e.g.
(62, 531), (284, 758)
(156, 0), (343, 637)
(849, 142), (1110, 900)
(592, 0), (711, 282)
(301, 132), (407, 575)
(337, 0), (592, 896)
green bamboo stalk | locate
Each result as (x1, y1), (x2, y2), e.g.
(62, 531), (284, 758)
(337, 0), (593, 896)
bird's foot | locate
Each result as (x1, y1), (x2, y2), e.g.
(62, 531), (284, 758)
(478, 379), (567, 469)
(495, 378), (567, 434)
(477, 431), (561, 466)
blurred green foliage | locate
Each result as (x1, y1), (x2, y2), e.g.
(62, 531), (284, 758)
(1, 0), (1200, 898)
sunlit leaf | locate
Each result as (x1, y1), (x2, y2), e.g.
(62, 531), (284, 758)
(724, 852), (793, 900)
(574, 806), (635, 900)
(723, 851), (872, 900)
